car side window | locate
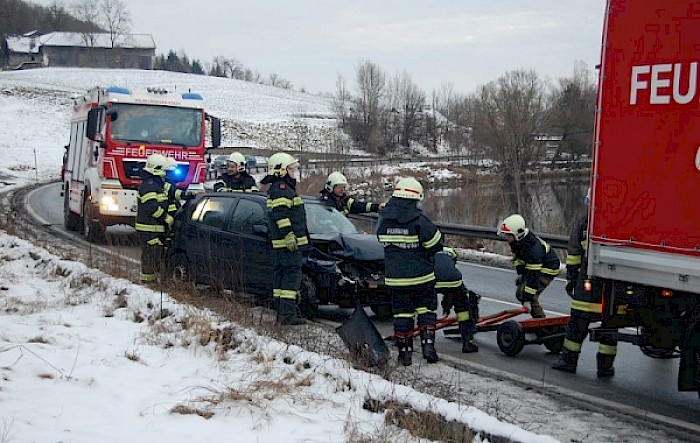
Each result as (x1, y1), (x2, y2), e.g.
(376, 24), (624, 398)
(227, 198), (266, 235)
(191, 197), (234, 229)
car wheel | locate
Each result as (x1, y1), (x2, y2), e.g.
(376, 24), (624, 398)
(496, 320), (525, 357)
(370, 304), (392, 321)
(169, 252), (191, 283)
(298, 274), (319, 318)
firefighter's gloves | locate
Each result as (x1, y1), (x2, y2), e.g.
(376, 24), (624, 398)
(442, 246), (457, 261)
(565, 266), (579, 296)
(441, 293), (454, 315)
(164, 214), (175, 227)
(283, 232), (298, 252)
(182, 191), (197, 201)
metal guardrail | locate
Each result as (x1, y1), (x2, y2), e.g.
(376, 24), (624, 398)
(348, 213), (569, 250)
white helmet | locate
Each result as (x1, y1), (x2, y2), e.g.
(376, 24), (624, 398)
(325, 171), (348, 192)
(227, 152), (246, 169)
(164, 156), (178, 171)
(267, 152), (299, 177)
(143, 153), (167, 177)
(497, 214), (529, 241)
(584, 187), (590, 206)
(392, 177), (423, 201)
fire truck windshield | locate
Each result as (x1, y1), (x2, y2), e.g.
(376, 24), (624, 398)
(108, 104), (203, 147)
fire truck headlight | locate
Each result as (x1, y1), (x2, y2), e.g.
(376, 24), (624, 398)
(100, 195), (119, 212)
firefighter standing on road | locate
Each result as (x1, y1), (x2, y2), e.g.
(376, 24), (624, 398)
(136, 153), (173, 284)
(260, 152), (308, 325)
(436, 247), (479, 353)
(497, 214), (560, 319)
(163, 157), (197, 233)
(213, 152), (259, 192)
(552, 189), (617, 377)
(319, 171), (384, 215)
(377, 177), (443, 366)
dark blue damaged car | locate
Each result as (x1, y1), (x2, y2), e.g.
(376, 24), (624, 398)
(166, 192), (391, 318)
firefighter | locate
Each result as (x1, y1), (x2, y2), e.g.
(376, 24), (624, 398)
(260, 152), (308, 325)
(319, 171), (384, 215)
(213, 152), (259, 192)
(496, 214), (560, 319)
(436, 246), (479, 353)
(377, 177), (443, 366)
(552, 188), (617, 377)
(136, 153), (173, 284)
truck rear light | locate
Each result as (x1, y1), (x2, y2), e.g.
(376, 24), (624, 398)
(583, 279), (592, 292)
(660, 289), (674, 298)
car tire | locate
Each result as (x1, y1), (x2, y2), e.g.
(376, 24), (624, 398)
(298, 274), (319, 318)
(169, 252), (191, 283)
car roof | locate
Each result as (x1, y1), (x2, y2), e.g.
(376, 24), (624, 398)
(200, 191), (320, 203)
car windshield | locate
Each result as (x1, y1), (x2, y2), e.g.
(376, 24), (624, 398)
(108, 103), (203, 147)
(305, 202), (363, 235)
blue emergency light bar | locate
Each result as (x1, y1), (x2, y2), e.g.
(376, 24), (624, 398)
(181, 92), (203, 100)
(106, 86), (130, 95)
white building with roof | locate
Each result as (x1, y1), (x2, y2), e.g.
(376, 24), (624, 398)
(2, 31), (156, 70)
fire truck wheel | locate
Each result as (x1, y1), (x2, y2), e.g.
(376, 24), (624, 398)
(497, 320), (525, 356)
(82, 197), (105, 243)
(63, 189), (81, 231)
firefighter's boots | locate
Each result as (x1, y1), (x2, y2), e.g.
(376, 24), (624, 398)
(396, 335), (413, 366)
(459, 321), (479, 353)
(596, 353), (616, 378)
(552, 348), (579, 373)
(420, 326), (440, 363)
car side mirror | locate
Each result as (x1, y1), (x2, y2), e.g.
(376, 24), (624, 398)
(252, 223), (268, 237)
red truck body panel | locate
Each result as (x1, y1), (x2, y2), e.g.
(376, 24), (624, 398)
(590, 0), (700, 256)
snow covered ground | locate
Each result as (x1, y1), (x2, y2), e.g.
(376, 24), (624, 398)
(0, 68), (682, 442)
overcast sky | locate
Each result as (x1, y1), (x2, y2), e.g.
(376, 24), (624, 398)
(34, 0), (606, 95)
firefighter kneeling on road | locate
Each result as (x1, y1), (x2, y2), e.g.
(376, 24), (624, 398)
(497, 214), (560, 319)
(436, 246), (479, 353)
(214, 152), (259, 192)
(377, 177), (443, 366)
(552, 188), (617, 378)
(136, 153), (173, 284)
(260, 152), (308, 325)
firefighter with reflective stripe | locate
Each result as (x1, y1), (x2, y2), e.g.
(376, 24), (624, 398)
(497, 214), (560, 319)
(260, 152), (308, 325)
(436, 247), (479, 353)
(136, 154), (173, 283)
(319, 171), (384, 216)
(553, 188), (617, 377)
(377, 177), (443, 366)
(213, 152), (259, 192)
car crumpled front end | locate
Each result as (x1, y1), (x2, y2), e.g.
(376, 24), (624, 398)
(306, 232), (388, 309)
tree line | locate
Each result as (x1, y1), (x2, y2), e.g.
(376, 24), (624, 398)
(335, 59), (596, 213)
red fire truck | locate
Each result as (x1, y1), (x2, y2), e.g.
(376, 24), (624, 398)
(62, 86), (221, 242)
(588, 0), (700, 395)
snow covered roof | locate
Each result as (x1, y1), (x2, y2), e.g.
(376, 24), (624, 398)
(5, 32), (156, 54)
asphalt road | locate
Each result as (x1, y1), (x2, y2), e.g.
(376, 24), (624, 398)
(31, 182), (700, 427)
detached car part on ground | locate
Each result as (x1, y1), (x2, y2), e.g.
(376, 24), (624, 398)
(166, 192), (391, 318)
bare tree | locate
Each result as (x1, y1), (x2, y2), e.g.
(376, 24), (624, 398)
(473, 69), (550, 214)
(71, 0), (100, 63)
(332, 73), (352, 138)
(549, 61), (596, 162)
(354, 59), (386, 153)
(99, 0), (130, 48)
(389, 71), (424, 150)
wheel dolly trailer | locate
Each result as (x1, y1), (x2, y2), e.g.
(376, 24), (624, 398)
(386, 305), (570, 357)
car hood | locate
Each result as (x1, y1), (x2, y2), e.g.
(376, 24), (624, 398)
(310, 233), (384, 261)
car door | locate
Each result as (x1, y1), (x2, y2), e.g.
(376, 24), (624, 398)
(224, 197), (273, 297)
(188, 195), (236, 286)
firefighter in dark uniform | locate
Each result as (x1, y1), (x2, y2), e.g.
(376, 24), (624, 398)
(319, 171), (384, 215)
(553, 189), (617, 377)
(377, 177), (444, 366)
(260, 152), (308, 325)
(436, 247), (479, 353)
(136, 153), (173, 284)
(213, 152), (259, 192)
(497, 214), (560, 319)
